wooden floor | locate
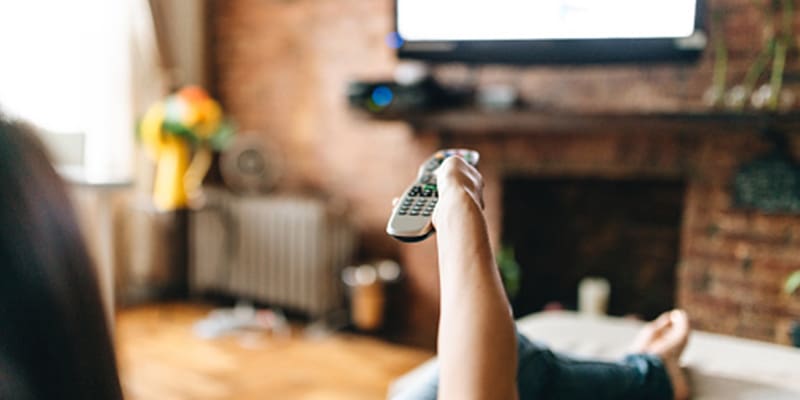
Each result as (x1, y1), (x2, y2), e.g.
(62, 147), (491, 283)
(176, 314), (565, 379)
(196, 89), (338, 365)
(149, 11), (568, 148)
(115, 303), (433, 400)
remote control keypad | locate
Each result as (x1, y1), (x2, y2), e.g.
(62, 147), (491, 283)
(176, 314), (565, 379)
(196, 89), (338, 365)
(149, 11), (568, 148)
(387, 149), (478, 242)
(400, 184), (438, 218)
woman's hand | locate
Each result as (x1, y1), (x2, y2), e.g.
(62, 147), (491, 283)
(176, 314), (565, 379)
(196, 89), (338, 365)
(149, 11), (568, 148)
(432, 156), (485, 231)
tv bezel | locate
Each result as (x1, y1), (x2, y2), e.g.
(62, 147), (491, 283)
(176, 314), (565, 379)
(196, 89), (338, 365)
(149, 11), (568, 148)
(395, 1), (707, 64)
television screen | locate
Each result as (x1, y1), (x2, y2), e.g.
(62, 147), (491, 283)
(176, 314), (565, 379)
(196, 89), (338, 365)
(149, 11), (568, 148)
(395, 0), (706, 64)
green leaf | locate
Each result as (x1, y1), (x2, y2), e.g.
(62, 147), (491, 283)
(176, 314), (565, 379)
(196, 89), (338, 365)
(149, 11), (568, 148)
(162, 120), (199, 143)
(785, 271), (800, 295)
(208, 120), (236, 151)
(496, 245), (522, 299)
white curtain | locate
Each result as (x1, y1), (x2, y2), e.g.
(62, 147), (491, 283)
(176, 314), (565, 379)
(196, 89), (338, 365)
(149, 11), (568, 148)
(81, 0), (167, 184)
(0, 0), (166, 185)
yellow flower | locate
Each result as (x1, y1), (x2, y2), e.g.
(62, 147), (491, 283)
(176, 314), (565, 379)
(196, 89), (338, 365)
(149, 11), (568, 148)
(140, 101), (167, 160)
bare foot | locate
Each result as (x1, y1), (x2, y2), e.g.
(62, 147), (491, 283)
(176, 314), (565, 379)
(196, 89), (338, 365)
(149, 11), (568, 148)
(630, 310), (691, 400)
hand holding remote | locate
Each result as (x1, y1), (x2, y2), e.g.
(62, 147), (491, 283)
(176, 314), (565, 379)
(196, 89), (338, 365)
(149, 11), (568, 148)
(386, 149), (479, 242)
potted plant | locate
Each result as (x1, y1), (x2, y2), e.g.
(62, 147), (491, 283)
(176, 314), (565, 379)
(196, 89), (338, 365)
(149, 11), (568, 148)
(785, 270), (800, 347)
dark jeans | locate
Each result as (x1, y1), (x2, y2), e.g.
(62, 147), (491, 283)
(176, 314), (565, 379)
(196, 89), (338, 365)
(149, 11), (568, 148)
(392, 330), (674, 400)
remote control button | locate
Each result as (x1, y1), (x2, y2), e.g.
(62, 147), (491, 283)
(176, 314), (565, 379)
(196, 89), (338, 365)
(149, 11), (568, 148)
(399, 210), (407, 215)
(422, 212), (431, 217)
(422, 190), (433, 197)
(410, 211), (420, 216)
(416, 199), (426, 205)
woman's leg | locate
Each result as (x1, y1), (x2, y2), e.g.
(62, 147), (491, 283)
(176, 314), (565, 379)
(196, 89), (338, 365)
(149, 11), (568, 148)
(390, 333), (672, 400)
(516, 333), (674, 400)
(391, 311), (689, 400)
(519, 308), (692, 400)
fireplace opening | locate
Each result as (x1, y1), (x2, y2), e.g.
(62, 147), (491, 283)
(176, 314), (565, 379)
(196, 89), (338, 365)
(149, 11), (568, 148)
(502, 177), (686, 320)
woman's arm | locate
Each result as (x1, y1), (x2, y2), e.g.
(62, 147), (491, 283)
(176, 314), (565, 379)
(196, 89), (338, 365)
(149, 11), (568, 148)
(432, 156), (518, 400)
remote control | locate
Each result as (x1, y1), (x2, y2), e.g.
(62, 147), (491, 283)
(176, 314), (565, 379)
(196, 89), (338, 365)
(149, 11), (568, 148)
(387, 149), (480, 242)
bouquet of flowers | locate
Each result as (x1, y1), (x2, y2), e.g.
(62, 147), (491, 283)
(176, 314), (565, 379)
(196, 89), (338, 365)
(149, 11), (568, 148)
(139, 86), (234, 210)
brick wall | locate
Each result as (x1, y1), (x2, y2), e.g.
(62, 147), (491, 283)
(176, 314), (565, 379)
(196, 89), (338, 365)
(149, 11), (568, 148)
(211, 0), (800, 347)
(680, 134), (800, 343)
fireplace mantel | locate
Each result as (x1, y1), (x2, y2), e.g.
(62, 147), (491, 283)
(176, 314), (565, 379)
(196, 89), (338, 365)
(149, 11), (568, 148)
(366, 109), (800, 136)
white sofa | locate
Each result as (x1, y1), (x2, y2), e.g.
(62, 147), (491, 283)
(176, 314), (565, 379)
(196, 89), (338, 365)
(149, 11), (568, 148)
(389, 311), (800, 399)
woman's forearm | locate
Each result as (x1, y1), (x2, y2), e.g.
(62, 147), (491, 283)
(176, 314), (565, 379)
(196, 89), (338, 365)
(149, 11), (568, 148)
(433, 162), (518, 400)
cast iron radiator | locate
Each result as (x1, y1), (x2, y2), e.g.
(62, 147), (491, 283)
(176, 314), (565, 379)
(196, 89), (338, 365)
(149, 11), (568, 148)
(189, 188), (355, 316)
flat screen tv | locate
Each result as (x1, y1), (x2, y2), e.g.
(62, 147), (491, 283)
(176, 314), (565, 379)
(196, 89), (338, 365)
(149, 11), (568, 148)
(395, 0), (706, 64)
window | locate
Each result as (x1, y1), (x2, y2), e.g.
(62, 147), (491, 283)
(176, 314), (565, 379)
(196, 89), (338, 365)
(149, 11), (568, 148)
(0, 0), (159, 185)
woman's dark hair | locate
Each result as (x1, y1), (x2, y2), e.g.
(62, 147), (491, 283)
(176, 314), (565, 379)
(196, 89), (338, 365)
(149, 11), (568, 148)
(0, 115), (123, 399)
